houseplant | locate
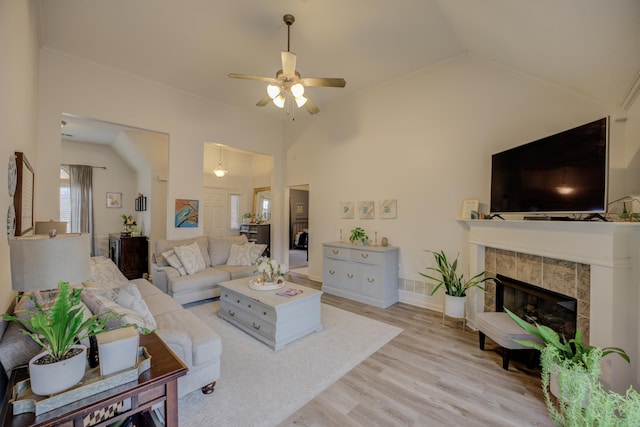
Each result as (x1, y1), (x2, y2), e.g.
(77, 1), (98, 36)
(504, 308), (638, 425)
(420, 250), (493, 318)
(3, 281), (119, 395)
(349, 227), (368, 245)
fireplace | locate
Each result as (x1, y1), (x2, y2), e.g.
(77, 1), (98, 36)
(496, 274), (577, 340)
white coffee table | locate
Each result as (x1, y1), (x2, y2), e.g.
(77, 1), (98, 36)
(218, 278), (323, 351)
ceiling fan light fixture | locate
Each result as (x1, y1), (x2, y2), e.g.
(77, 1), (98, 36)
(273, 95), (286, 108)
(295, 95), (308, 107)
(291, 83), (305, 98)
(267, 85), (281, 99)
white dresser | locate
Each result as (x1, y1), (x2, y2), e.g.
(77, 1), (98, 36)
(219, 278), (323, 351)
(322, 242), (399, 308)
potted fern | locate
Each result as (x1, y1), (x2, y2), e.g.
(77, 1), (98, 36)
(3, 281), (119, 395)
(420, 250), (493, 318)
(504, 308), (637, 423)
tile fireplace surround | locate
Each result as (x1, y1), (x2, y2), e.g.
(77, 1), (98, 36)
(463, 219), (640, 394)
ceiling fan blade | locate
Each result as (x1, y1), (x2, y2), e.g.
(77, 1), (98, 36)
(303, 98), (320, 115)
(256, 95), (272, 107)
(228, 73), (278, 84)
(281, 51), (297, 79)
(300, 77), (346, 88)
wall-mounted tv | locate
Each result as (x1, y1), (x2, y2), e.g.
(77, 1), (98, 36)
(490, 117), (609, 215)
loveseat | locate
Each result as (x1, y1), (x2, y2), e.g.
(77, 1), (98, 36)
(151, 235), (265, 304)
(0, 256), (221, 398)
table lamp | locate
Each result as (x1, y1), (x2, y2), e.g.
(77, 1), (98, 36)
(9, 233), (90, 294)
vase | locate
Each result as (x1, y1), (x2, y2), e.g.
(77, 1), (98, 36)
(28, 344), (87, 396)
(444, 294), (466, 318)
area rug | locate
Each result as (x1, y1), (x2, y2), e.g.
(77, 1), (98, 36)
(179, 300), (402, 426)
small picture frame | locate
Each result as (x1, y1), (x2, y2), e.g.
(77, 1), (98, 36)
(106, 192), (122, 209)
(461, 199), (479, 219)
(379, 199), (397, 219)
(340, 201), (354, 219)
(358, 201), (375, 219)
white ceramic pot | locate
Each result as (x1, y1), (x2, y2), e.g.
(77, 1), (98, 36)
(444, 294), (466, 318)
(28, 345), (87, 395)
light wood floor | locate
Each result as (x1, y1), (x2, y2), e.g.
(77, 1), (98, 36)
(280, 273), (554, 427)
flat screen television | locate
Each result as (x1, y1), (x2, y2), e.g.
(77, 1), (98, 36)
(490, 117), (609, 216)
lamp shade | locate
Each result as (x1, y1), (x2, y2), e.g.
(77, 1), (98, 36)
(9, 233), (90, 292)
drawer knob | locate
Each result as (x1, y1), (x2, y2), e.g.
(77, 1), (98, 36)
(237, 300), (240, 304)
(332, 249), (339, 254)
(329, 269), (335, 275)
(263, 311), (267, 316)
(248, 304), (252, 308)
(367, 277), (375, 283)
(252, 322), (261, 330)
(228, 310), (235, 317)
(224, 294), (228, 298)
(361, 253), (369, 259)
(347, 273), (354, 279)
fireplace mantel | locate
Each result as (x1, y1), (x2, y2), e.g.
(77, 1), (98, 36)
(463, 219), (640, 394)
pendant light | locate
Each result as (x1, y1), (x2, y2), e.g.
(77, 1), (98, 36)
(213, 146), (228, 178)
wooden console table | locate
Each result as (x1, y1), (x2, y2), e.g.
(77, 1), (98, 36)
(0, 333), (187, 427)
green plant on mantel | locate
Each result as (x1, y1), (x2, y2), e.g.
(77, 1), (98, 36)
(349, 227), (368, 245)
(420, 250), (493, 297)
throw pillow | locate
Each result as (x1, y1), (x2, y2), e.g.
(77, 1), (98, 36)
(226, 243), (255, 266)
(174, 242), (207, 275)
(83, 283), (156, 332)
(87, 256), (129, 288)
(82, 291), (157, 333)
(250, 243), (268, 263)
(161, 249), (187, 276)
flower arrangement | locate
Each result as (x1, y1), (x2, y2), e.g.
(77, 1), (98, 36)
(121, 214), (137, 232)
(255, 256), (287, 284)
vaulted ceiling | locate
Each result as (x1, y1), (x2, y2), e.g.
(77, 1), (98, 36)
(40, 0), (640, 123)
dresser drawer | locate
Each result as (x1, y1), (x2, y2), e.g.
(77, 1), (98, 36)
(323, 246), (351, 260)
(351, 249), (383, 265)
(220, 290), (276, 324)
(323, 258), (342, 287)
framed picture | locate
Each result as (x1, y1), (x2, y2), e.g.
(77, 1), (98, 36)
(379, 199), (397, 219)
(358, 201), (375, 219)
(175, 199), (199, 228)
(340, 201), (354, 219)
(13, 152), (34, 236)
(461, 199), (479, 219)
(106, 192), (122, 209)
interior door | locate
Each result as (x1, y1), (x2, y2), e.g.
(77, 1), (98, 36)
(203, 187), (229, 236)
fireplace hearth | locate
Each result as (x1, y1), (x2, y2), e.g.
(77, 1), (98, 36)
(496, 274), (577, 341)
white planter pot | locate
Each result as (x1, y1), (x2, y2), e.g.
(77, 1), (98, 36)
(28, 345), (87, 396)
(444, 294), (466, 318)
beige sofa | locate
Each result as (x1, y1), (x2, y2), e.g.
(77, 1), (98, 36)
(0, 257), (221, 398)
(151, 235), (261, 304)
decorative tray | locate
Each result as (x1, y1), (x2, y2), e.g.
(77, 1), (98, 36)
(249, 279), (285, 291)
(11, 346), (151, 416)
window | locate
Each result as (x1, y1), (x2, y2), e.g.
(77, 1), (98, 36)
(59, 167), (71, 232)
(230, 194), (240, 230)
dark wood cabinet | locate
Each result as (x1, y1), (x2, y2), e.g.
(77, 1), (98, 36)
(109, 234), (148, 279)
(239, 223), (270, 257)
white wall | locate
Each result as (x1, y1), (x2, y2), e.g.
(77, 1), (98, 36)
(287, 54), (625, 309)
(0, 0), (39, 312)
(35, 50), (287, 261)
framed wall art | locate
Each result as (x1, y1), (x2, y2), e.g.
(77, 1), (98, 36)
(106, 192), (122, 209)
(340, 201), (354, 219)
(13, 152), (34, 236)
(175, 199), (199, 228)
(358, 201), (375, 219)
(379, 199), (397, 219)
(461, 199), (479, 219)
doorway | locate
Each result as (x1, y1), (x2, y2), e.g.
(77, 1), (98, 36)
(289, 185), (309, 275)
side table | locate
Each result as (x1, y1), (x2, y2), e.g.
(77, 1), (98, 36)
(0, 332), (187, 427)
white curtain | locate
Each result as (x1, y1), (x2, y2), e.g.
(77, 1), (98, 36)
(68, 165), (95, 254)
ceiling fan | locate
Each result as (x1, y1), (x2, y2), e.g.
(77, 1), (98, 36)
(228, 14), (346, 115)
